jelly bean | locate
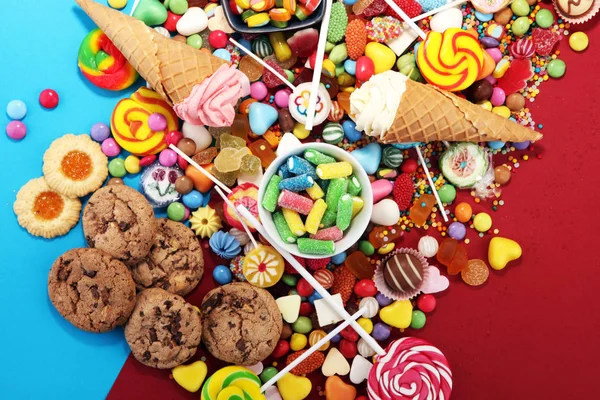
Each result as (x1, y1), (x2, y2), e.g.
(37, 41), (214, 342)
(124, 155), (141, 174)
(437, 184), (456, 203)
(364, 43), (396, 74)
(165, 130), (184, 146)
(282, 274), (297, 286)
(547, 59), (566, 78)
(159, 148), (178, 167)
(290, 332), (308, 351)
(261, 367), (279, 384)
(511, 17), (530, 36)
(358, 240), (374, 256)
(213, 265), (233, 285)
(355, 56), (374, 81)
(182, 190), (203, 209)
(354, 279), (377, 297)
(492, 105), (511, 118)
(6, 100), (27, 120)
(357, 317), (373, 334)
(292, 316), (312, 334)
(140, 155), (157, 167)
(307, 291), (322, 305)
(490, 87), (506, 106)
(296, 278), (314, 297)
(510, 0), (530, 17)
(250, 81), (269, 101)
(269, 32), (292, 62)
(5, 120), (26, 140)
(167, 202), (186, 221)
(272, 340), (290, 358)
(342, 120), (362, 143)
(569, 32), (589, 52)
(331, 252), (346, 265)
(344, 59), (356, 76)
(186, 34), (203, 49)
(417, 294), (436, 313)
(371, 322), (391, 341)
(410, 310), (426, 329)
(535, 8), (554, 28)
(339, 339), (358, 359)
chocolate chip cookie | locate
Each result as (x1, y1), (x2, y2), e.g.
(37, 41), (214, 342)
(125, 288), (202, 369)
(130, 219), (204, 296)
(82, 185), (155, 265)
(48, 248), (136, 333)
(201, 283), (282, 365)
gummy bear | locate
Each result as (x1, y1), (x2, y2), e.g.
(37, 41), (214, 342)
(409, 193), (435, 226)
(436, 238), (468, 275)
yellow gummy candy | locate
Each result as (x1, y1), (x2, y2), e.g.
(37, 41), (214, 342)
(269, 32), (292, 62)
(172, 361), (208, 393)
(306, 181), (325, 200)
(282, 208), (306, 236)
(305, 199), (327, 234)
(316, 161), (353, 180)
(290, 333), (308, 351)
(351, 196), (364, 218)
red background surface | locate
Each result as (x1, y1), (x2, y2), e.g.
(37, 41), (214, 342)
(108, 18), (600, 400)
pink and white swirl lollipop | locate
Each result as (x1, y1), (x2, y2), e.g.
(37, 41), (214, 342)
(367, 337), (452, 400)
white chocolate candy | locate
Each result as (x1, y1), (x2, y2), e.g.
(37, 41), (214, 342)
(418, 235), (439, 258)
(314, 293), (345, 327)
(358, 297), (380, 319)
(358, 338), (376, 358)
(350, 355), (373, 384)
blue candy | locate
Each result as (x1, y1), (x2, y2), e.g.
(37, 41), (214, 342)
(287, 155), (317, 179)
(330, 333), (342, 343)
(512, 141), (530, 150)
(307, 290), (323, 305)
(235, 37), (252, 55)
(249, 102), (278, 135)
(487, 140), (505, 150)
(351, 142), (382, 175)
(474, 11), (494, 22)
(213, 48), (231, 62)
(278, 174), (314, 192)
(342, 120), (362, 143)
(6, 100), (27, 120)
(317, 178), (330, 193)
(278, 163), (292, 178)
(416, 0), (446, 12)
(182, 190), (203, 209)
(343, 59), (357, 76)
(331, 252), (347, 265)
(213, 265), (233, 285)
(201, 189), (212, 207)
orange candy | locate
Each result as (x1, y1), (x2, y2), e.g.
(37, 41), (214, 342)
(337, 91), (352, 115)
(436, 238), (468, 275)
(454, 202), (473, 223)
(344, 251), (374, 280)
(409, 194), (435, 226)
(325, 376), (357, 400)
(477, 49), (496, 80)
(345, 19), (367, 61)
(239, 98), (258, 114)
(269, 8), (292, 21)
(185, 164), (215, 193)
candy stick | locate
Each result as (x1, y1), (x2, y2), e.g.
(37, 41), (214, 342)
(415, 145), (449, 222)
(410, 0), (467, 22)
(214, 186), (259, 249)
(382, 0), (427, 39)
(260, 307), (367, 392)
(129, 0), (140, 15)
(229, 38), (296, 91)
(304, 0), (333, 130)
(236, 205), (387, 356)
(168, 144), (232, 194)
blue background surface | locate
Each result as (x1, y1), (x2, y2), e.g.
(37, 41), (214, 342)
(0, 1), (143, 398)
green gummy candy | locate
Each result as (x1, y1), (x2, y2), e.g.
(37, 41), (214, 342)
(320, 209), (338, 229)
(304, 149), (336, 165)
(336, 194), (353, 231)
(273, 211), (297, 244)
(262, 175), (282, 212)
(325, 177), (348, 212)
(241, 154), (261, 174)
(347, 175), (362, 196)
(297, 238), (335, 256)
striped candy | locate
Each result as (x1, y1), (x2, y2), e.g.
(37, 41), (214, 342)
(322, 122), (344, 144)
(251, 36), (273, 58)
(201, 366), (265, 400)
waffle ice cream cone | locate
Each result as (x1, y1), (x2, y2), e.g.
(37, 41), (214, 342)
(75, 0), (227, 105)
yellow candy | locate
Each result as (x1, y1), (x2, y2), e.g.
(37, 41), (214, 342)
(473, 212), (492, 232)
(305, 199), (327, 234)
(417, 28), (484, 92)
(493, 58), (510, 79)
(308, 330), (330, 351)
(282, 208), (306, 236)
(292, 122), (310, 139)
(357, 318), (373, 334)
(250, 0), (275, 12)
(377, 242), (395, 255)
(108, 0), (127, 9)
(172, 361), (208, 393)
(306, 181), (325, 200)
(492, 106), (511, 118)
(201, 366), (265, 400)
(316, 161), (352, 180)
(243, 245), (284, 288)
(246, 13), (270, 27)
(379, 300), (413, 329)
(290, 333), (308, 351)
(269, 32), (292, 62)
(365, 42), (396, 74)
(277, 373), (312, 400)
(351, 196), (364, 218)
(488, 236), (522, 270)
(569, 32), (589, 52)
(479, 100), (493, 111)
(124, 155), (140, 174)
(205, 3), (218, 13)
(322, 59), (337, 77)
(235, 0), (250, 9)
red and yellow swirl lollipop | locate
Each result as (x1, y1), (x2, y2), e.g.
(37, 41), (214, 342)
(417, 28), (484, 92)
(111, 87), (179, 156)
(78, 28), (138, 91)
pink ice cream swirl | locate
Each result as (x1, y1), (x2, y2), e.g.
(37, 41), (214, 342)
(173, 64), (250, 127)
(368, 337), (453, 400)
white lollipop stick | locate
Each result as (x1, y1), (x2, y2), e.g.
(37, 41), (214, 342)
(410, 0), (467, 22)
(304, 0), (333, 130)
(383, 0), (427, 39)
(260, 307), (367, 392)
(229, 38), (296, 91)
(236, 205), (386, 356)
(129, 0), (140, 15)
(415, 145), (449, 222)
(168, 144), (232, 194)
(214, 186), (258, 249)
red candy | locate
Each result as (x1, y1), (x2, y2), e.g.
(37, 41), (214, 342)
(401, 158), (418, 173)
(39, 89), (59, 109)
(313, 269), (334, 289)
(393, 173), (414, 211)
(386, 0), (422, 19)
(356, 56), (375, 82)
(340, 326), (359, 342)
(297, 278), (315, 297)
(310, 227), (343, 241)
(285, 255), (306, 274)
(299, 302), (313, 316)
(164, 11), (181, 31)
(278, 190), (314, 215)
(338, 338), (358, 359)
(177, 155), (189, 169)
(306, 257), (331, 271)
(354, 279), (377, 297)
(262, 60), (286, 88)
(208, 30), (228, 49)
(417, 294), (437, 313)
(509, 38), (535, 59)
(497, 58), (533, 95)
(532, 28), (560, 57)
(362, 0), (387, 17)
(165, 130), (184, 146)
(139, 155), (157, 167)
(272, 340), (290, 358)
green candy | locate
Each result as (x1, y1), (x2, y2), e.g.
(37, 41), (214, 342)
(304, 149), (336, 165)
(281, 274), (298, 286)
(535, 9), (554, 28)
(262, 175), (282, 212)
(337, 72), (355, 87)
(336, 194), (353, 231)
(292, 316), (313, 334)
(169, 0), (188, 15)
(167, 202), (185, 221)
(108, 158), (126, 178)
(251, 37), (273, 58)
(320, 209), (337, 228)
(284, 70), (295, 83)
(325, 41), (336, 52)
(347, 175), (362, 196)
(132, 0), (168, 26)
(510, 0), (530, 17)
(547, 59), (566, 78)
(382, 146), (403, 168)
(329, 44), (348, 65)
(260, 367), (279, 384)
(438, 184), (456, 203)
(511, 17), (531, 36)
(186, 34), (203, 49)
(327, 2), (348, 43)
(410, 310), (426, 329)
(359, 240), (375, 256)
(322, 122), (344, 144)
(271, 20), (288, 28)
(335, 64), (345, 77)
(273, 211), (297, 244)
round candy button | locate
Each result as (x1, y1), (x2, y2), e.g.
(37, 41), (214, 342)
(6, 120), (27, 140)
(547, 59), (566, 78)
(6, 100), (27, 120)
(287, 82), (332, 126)
(569, 32), (589, 52)
(39, 89), (59, 109)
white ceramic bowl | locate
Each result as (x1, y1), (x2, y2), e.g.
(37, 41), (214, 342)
(258, 143), (373, 259)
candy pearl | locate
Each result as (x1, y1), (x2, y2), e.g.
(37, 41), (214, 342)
(101, 138), (121, 157)
(417, 294), (436, 313)
(6, 100), (27, 120)
(213, 265), (232, 285)
(158, 148), (178, 167)
(274, 90), (291, 108)
(167, 202), (185, 221)
(39, 89), (59, 109)
(250, 81), (268, 101)
(90, 122), (110, 142)
(208, 30), (228, 49)
(448, 222), (466, 240)
(490, 87), (506, 107)
(6, 120), (27, 140)
(108, 158), (127, 178)
(148, 113), (167, 131)
(376, 292), (393, 307)
(371, 323), (391, 341)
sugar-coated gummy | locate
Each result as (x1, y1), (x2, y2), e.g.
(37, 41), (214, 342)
(311, 226), (344, 241)
(325, 177), (348, 212)
(305, 199), (328, 234)
(262, 175), (282, 212)
(320, 208), (338, 229)
(287, 155), (318, 179)
(278, 163), (292, 178)
(306, 181), (325, 200)
(336, 194), (353, 231)
(348, 175), (362, 196)
(304, 149), (336, 165)
(297, 238), (335, 256)
(273, 211), (297, 244)
(278, 174), (315, 192)
(278, 190), (314, 215)
(316, 161), (353, 180)
(282, 208), (306, 236)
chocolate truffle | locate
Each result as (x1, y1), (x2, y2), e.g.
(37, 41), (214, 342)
(467, 80), (493, 103)
(383, 252), (425, 293)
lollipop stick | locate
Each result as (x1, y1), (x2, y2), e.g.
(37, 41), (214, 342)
(382, 0), (427, 39)
(260, 307), (367, 392)
(229, 38), (296, 91)
(129, 0), (140, 15)
(236, 205), (386, 356)
(410, 0), (467, 22)
(214, 186), (258, 249)
(169, 144), (232, 194)
(304, 0), (333, 130)
(415, 145), (449, 222)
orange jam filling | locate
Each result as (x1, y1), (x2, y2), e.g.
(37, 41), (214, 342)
(61, 151), (92, 180)
(33, 191), (64, 220)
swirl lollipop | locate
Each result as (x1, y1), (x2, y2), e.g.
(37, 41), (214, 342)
(78, 29), (138, 91)
(417, 28), (484, 92)
(201, 366), (265, 400)
(368, 337), (453, 400)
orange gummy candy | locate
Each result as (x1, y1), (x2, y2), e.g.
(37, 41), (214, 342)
(231, 113), (250, 141)
(325, 376), (357, 400)
(249, 139), (277, 169)
(344, 250), (375, 280)
(368, 225), (404, 249)
(436, 238), (468, 275)
(337, 91), (352, 115)
(409, 193), (435, 226)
